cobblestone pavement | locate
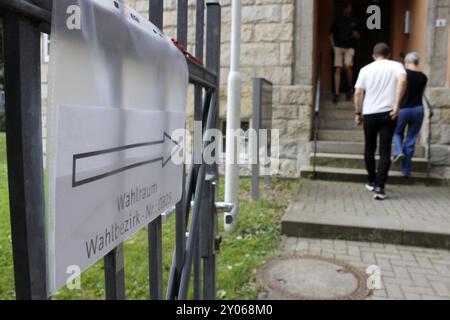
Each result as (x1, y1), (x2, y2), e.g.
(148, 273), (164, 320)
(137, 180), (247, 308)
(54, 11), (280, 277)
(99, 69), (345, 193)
(279, 237), (450, 300)
(295, 180), (450, 223)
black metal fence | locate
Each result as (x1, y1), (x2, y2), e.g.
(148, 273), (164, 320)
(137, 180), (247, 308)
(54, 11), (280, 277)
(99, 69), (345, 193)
(0, 0), (224, 300)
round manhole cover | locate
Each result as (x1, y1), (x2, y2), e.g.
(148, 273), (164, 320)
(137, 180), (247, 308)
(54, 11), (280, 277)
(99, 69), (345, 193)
(257, 256), (371, 300)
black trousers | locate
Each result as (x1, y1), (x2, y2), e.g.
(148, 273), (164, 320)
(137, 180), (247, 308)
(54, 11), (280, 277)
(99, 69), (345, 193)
(363, 111), (396, 188)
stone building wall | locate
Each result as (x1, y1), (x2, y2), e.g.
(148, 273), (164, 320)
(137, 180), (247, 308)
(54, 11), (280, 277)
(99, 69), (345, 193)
(125, 0), (313, 177)
(427, 88), (450, 179)
(38, 0), (314, 177)
(425, 0), (450, 179)
(38, 0), (450, 180)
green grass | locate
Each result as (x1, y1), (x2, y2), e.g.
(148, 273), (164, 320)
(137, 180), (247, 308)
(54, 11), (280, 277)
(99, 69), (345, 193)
(0, 132), (297, 300)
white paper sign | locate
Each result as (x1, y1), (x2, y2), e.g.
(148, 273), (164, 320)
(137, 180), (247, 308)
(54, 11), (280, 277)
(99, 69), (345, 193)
(46, 0), (188, 295)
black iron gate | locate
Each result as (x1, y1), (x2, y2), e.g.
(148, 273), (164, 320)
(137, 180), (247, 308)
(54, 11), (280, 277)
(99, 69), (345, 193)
(0, 0), (225, 300)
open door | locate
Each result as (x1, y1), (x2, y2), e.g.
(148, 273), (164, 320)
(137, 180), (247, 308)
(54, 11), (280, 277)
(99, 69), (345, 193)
(318, 0), (392, 93)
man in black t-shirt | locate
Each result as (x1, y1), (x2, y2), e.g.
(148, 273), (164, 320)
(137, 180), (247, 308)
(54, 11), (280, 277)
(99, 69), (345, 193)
(330, 2), (360, 103)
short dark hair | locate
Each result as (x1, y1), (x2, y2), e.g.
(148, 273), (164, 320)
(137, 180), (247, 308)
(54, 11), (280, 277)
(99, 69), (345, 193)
(373, 43), (391, 58)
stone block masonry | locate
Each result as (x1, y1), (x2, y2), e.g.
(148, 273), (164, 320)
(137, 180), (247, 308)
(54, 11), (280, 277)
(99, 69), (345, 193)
(36, 0), (450, 181)
(38, 0), (313, 177)
(427, 87), (450, 179)
(124, 0), (312, 178)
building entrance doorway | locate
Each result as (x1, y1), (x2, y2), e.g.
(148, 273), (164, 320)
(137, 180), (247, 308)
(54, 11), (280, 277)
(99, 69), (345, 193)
(317, 0), (428, 94)
(318, 0), (393, 93)
(348, 0), (392, 88)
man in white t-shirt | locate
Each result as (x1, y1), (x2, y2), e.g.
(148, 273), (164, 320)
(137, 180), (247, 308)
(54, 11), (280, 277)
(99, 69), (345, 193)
(354, 43), (407, 200)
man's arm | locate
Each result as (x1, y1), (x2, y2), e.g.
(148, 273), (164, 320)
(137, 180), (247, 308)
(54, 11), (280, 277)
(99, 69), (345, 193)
(390, 73), (407, 119)
(354, 88), (365, 126)
(330, 22), (336, 47)
(352, 19), (361, 40)
(352, 31), (361, 40)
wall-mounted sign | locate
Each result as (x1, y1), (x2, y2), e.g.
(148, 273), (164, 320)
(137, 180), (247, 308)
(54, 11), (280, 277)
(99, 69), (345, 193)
(46, 0), (188, 295)
(436, 19), (447, 28)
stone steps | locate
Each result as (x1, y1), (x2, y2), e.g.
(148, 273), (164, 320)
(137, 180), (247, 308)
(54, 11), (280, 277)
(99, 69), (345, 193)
(300, 166), (443, 185)
(318, 130), (364, 142)
(315, 140), (426, 158)
(306, 96), (433, 185)
(319, 118), (358, 130)
(282, 202), (450, 250)
(319, 107), (356, 117)
(320, 101), (354, 111)
(311, 153), (429, 173)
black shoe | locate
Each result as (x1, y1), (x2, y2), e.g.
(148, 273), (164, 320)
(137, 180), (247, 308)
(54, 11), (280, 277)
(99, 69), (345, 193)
(365, 182), (376, 192)
(392, 153), (405, 164)
(333, 94), (340, 104)
(373, 187), (387, 200)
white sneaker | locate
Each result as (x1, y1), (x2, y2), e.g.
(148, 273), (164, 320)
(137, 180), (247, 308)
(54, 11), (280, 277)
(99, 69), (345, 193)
(392, 153), (405, 164)
(373, 187), (387, 200)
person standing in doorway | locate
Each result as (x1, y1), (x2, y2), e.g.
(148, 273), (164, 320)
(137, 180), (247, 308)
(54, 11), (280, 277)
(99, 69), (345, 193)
(330, 1), (360, 104)
(354, 43), (407, 200)
(392, 52), (428, 177)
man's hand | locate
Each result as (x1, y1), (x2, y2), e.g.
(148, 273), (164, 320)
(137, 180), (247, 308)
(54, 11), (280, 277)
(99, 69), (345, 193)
(329, 34), (335, 48)
(392, 73), (407, 120)
(352, 31), (361, 40)
(390, 108), (400, 120)
(354, 88), (365, 126)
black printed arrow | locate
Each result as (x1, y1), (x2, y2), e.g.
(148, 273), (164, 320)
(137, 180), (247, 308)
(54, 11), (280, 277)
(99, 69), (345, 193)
(72, 132), (182, 188)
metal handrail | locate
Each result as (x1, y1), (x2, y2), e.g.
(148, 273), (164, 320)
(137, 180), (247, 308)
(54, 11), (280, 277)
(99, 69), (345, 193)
(0, 0), (51, 23)
(0, 0), (218, 89)
(312, 52), (322, 179)
(423, 94), (434, 186)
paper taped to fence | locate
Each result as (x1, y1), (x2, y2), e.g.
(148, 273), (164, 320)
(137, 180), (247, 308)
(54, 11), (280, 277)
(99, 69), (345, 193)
(46, 0), (188, 295)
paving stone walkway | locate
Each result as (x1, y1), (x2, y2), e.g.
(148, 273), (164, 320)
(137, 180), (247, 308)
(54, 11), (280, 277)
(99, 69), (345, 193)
(282, 180), (450, 248)
(292, 180), (450, 223)
(259, 180), (450, 300)
(276, 237), (450, 300)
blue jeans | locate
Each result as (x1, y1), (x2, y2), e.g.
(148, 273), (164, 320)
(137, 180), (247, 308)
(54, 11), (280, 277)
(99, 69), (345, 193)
(393, 106), (425, 176)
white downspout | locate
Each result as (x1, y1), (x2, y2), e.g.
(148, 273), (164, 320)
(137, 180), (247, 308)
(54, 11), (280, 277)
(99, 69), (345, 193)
(224, 0), (242, 232)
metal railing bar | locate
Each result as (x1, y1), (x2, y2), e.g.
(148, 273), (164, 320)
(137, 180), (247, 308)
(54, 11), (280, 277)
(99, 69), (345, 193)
(149, 0), (163, 31)
(187, 59), (217, 89)
(312, 52), (322, 180)
(166, 89), (212, 300)
(0, 0), (51, 24)
(193, 1), (205, 299)
(148, 1), (165, 301)
(202, 2), (221, 300)
(104, 243), (126, 300)
(173, 0), (190, 299)
(204, 1), (221, 179)
(178, 92), (218, 300)
(162, 202), (234, 223)
(423, 94), (434, 186)
(178, 165), (206, 300)
(177, 0), (188, 47)
(3, 11), (48, 300)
